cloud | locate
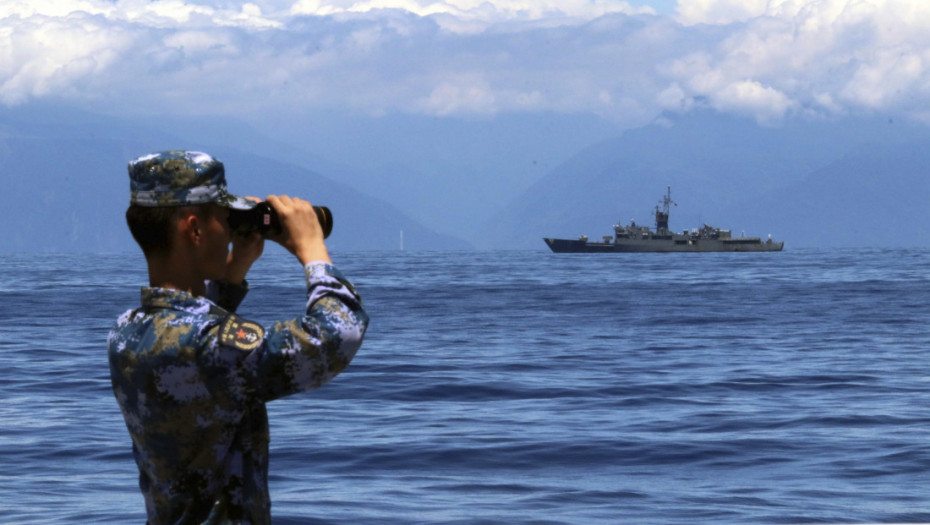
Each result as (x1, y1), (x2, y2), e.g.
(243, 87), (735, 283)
(676, 0), (769, 25)
(289, 0), (654, 23)
(663, 0), (930, 123)
(0, 11), (128, 104)
(1, 0), (930, 127)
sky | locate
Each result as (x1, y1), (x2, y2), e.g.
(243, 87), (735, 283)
(3, 0), (930, 131)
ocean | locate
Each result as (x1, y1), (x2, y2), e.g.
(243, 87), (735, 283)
(1, 248), (929, 524)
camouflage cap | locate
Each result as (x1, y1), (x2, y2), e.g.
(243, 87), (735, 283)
(128, 150), (255, 210)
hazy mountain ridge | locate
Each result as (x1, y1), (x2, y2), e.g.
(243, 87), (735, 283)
(735, 140), (930, 247)
(0, 104), (469, 253)
(486, 112), (930, 249)
(243, 110), (624, 243)
(3, 105), (930, 252)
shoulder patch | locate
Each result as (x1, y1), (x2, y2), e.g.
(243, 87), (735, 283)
(219, 315), (264, 351)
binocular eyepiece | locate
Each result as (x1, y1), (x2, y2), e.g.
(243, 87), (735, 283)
(228, 202), (333, 239)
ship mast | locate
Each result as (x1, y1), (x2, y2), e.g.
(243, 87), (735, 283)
(655, 186), (674, 234)
(663, 186), (674, 214)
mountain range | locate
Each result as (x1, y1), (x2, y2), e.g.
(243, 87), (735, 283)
(486, 111), (930, 249)
(0, 104), (467, 253)
(2, 103), (929, 253)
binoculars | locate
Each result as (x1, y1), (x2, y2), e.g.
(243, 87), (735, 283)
(228, 202), (332, 239)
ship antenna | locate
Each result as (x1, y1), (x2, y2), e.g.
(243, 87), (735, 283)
(659, 186), (676, 215)
(654, 186), (675, 233)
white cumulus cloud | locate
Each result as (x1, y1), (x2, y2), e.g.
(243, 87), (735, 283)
(1, 0), (930, 126)
(289, 0), (654, 22)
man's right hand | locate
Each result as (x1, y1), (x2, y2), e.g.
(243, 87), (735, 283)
(265, 195), (331, 265)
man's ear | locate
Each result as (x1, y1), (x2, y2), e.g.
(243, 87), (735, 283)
(178, 208), (202, 246)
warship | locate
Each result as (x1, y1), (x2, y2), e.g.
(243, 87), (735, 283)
(543, 187), (784, 253)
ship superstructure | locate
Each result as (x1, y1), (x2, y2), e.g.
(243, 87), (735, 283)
(543, 187), (783, 253)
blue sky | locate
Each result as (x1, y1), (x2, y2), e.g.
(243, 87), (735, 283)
(3, 0), (929, 131)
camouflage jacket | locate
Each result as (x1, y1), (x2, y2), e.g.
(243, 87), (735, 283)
(108, 262), (368, 525)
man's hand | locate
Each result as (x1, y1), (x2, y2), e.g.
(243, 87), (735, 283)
(224, 197), (265, 285)
(226, 231), (264, 285)
(266, 195), (331, 265)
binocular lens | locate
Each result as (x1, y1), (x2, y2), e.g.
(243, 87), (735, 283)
(228, 202), (332, 239)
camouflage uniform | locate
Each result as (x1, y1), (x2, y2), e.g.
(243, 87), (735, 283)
(109, 151), (368, 524)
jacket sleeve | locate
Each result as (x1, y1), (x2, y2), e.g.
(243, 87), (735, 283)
(235, 262), (369, 402)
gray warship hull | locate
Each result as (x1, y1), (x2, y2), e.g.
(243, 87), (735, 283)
(544, 236), (784, 253)
(543, 187), (784, 254)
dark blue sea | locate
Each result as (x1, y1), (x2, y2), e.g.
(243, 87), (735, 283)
(2, 248), (929, 524)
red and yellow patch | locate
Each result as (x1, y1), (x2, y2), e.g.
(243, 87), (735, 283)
(219, 315), (264, 351)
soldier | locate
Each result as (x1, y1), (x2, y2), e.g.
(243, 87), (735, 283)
(108, 150), (369, 524)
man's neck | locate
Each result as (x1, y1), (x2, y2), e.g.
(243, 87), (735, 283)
(147, 254), (207, 297)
